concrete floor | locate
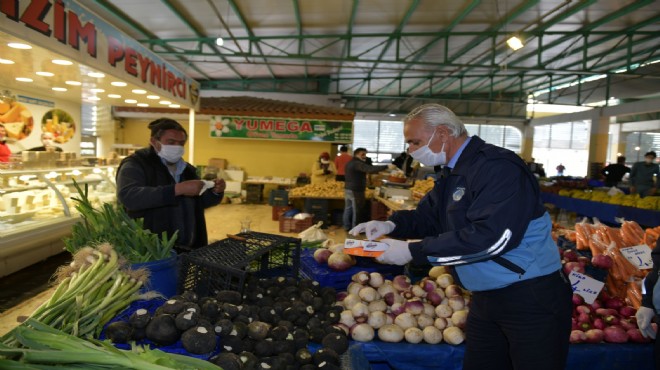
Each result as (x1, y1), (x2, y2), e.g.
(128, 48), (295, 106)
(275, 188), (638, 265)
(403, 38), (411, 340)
(0, 203), (348, 335)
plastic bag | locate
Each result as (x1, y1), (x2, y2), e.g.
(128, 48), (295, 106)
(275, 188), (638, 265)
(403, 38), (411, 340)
(607, 186), (624, 196)
(298, 221), (327, 242)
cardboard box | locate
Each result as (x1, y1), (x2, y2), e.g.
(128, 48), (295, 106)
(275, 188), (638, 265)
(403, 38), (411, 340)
(225, 181), (242, 194)
(208, 158), (227, 169)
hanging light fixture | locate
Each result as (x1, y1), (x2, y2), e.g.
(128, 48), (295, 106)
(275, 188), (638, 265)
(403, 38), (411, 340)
(215, 37), (224, 46)
(507, 36), (524, 51)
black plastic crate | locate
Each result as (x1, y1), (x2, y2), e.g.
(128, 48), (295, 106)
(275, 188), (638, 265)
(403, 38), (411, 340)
(304, 198), (329, 213)
(178, 232), (301, 296)
(268, 189), (289, 206)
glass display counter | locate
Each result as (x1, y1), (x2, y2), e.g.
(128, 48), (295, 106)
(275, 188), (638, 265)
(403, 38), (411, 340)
(0, 166), (117, 277)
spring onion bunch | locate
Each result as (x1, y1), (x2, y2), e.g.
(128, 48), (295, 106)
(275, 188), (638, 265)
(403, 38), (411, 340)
(0, 319), (220, 369)
(1, 243), (154, 345)
(64, 181), (177, 263)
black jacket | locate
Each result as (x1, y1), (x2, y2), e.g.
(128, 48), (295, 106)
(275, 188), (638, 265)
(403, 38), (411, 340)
(641, 239), (660, 310)
(116, 147), (222, 250)
(344, 158), (387, 192)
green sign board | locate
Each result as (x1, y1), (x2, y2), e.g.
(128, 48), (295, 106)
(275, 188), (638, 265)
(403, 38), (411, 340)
(209, 115), (353, 143)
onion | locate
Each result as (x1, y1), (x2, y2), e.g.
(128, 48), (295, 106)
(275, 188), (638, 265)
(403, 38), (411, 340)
(351, 323), (375, 342)
(434, 304), (453, 318)
(562, 249), (578, 262)
(572, 293), (584, 306)
(619, 306), (636, 318)
(392, 275), (412, 292)
(404, 299), (425, 315)
(368, 272), (385, 288)
(351, 302), (370, 323)
(347, 282), (363, 296)
(570, 329), (586, 344)
(450, 310), (468, 329)
(563, 261), (585, 275)
(367, 311), (388, 329)
(404, 327), (424, 344)
(444, 285), (462, 298)
(604, 297), (625, 310)
(339, 310), (356, 327)
(428, 266), (447, 279)
(422, 326), (443, 344)
(352, 271), (370, 285)
(433, 317), (448, 330)
(378, 324), (405, 343)
(575, 305), (590, 315)
(603, 326), (629, 343)
(426, 289), (445, 306)
(448, 296), (465, 311)
(416, 314), (434, 329)
(313, 248), (332, 264)
(342, 294), (362, 310)
(394, 312), (417, 330)
(436, 274), (454, 289)
(627, 328), (651, 343)
(358, 286), (380, 302)
(443, 326), (465, 345)
(585, 329), (604, 343)
(368, 300), (387, 313)
(328, 251), (354, 271)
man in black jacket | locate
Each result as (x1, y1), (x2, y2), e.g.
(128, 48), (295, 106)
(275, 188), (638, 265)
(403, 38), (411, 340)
(342, 148), (393, 230)
(116, 118), (225, 251)
(637, 239), (659, 367)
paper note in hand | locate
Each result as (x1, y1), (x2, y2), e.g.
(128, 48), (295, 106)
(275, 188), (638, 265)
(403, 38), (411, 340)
(199, 180), (215, 195)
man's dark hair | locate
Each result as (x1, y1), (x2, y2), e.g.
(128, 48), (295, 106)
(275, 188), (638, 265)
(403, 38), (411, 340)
(339, 145), (348, 152)
(617, 156), (626, 164)
(354, 147), (367, 156)
(148, 118), (187, 140)
(645, 151), (657, 159)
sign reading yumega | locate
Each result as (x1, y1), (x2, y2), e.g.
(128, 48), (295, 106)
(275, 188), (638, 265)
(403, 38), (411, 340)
(210, 115), (353, 143)
(0, 0), (200, 109)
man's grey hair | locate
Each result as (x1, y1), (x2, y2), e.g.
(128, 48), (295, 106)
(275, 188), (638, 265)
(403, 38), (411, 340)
(404, 104), (468, 137)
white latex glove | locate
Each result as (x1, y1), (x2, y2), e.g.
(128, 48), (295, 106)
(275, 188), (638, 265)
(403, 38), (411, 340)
(376, 238), (412, 265)
(636, 306), (657, 339)
(349, 220), (396, 240)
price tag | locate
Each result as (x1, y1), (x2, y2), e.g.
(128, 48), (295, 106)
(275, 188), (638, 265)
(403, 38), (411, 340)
(619, 245), (653, 270)
(568, 271), (605, 304)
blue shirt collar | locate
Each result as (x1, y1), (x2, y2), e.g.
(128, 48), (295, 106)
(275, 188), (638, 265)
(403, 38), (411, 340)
(160, 157), (187, 182)
(447, 136), (472, 169)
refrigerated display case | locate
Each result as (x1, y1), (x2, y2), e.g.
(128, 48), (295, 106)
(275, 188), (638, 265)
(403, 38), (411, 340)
(0, 166), (117, 277)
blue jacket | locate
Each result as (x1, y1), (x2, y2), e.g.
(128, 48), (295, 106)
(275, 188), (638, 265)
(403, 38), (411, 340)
(389, 136), (561, 291)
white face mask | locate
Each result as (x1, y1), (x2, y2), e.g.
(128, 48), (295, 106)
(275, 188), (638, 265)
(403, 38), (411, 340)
(320, 159), (330, 164)
(410, 130), (447, 166)
(42, 139), (54, 147)
(158, 144), (184, 163)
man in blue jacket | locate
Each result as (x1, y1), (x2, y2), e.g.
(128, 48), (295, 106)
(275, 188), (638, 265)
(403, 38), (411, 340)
(350, 104), (572, 370)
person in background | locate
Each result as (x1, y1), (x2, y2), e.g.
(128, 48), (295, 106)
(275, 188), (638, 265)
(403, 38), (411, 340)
(343, 148), (394, 230)
(630, 151), (660, 197)
(601, 156), (631, 187)
(28, 132), (63, 152)
(0, 124), (11, 162)
(393, 151), (418, 177)
(636, 238), (660, 367)
(311, 151), (337, 184)
(334, 145), (352, 181)
(350, 104), (572, 370)
(116, 118), (225, 252)
(556, 163), (565, 176)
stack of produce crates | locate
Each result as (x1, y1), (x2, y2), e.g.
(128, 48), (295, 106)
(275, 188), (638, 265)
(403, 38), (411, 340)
(178, 232), (301, 296)
(304, 198), (329, 226)
(245, 184), (263, 204)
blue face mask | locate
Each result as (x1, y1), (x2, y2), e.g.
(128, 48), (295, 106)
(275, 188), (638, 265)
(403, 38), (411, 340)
(410, 130), (446, 166)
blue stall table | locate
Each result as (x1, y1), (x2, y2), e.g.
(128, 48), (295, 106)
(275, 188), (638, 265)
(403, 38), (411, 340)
(540, 192), (660, 227)
(348, 340), (654, 370)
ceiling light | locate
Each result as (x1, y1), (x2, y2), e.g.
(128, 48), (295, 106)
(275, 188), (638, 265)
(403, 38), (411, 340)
(137, 103), (149, 107)
(507, 36), (524, 51)
(389, 113), (396, 117)
(8, 42), (31, 49)
(36, 71), (55, 77)
(16, 77), (33, 82)
(147, 95), (160, 100)
(108, 94), (121, 98)
(170, 104), (180, 108)
(88, 72), (105, 78)
(90, 88), (105, 93)
(124, 99), (137, 104)
(215, 37), (224, 46)
(0, 58), (15, 64)
(65, 80), (82, 86)
(88, 96), (101, 101)
(132, 89), (147, 94)
(111, 81), (127, 87)
(52, 59), (73, 65)
(52, 87), (67, 92)
(159, 100), (172, 105)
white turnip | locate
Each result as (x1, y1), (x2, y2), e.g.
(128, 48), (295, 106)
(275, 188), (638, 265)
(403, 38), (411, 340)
(434, 317), (448, 330)
(368, 272), (385, 288)
(411, 285), (427, 298)
(448, 296), (465, 311)
(435, 304), (453, 318)
(450, 310), (468, 329)
(443, 326), (465, 345)
(426, 289), (444, 306)
(404, 299), (424, 315)
(428, 266), (447, 279)
(327, 252), (354, 271)
(422, 303), (435, 317)
(339, 310), (356, 327)
(367, 311), (388, 329)
(416, 314), (434, 329)
(342, 294), (362, 310)
(351, 323), (375, 342)
(436, 274), (454, 289)
(422, 326), (443, 344)
(377, 282), (396, 297)
(378, 324), (404, 343)
(444, 285), (462, 298)
(358, 286), (380, 302)
(419, 278), (438, 293)
(392, 275), (411, 292)
(347, 282), (363, 296)
(313, 249), (332, 264)
(404, 327), (424, 344)
(351, 302), (370, 323)
(352, 271), (370, 285)
(394, 312), (417, 330)
(368, 300), (387, 313)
